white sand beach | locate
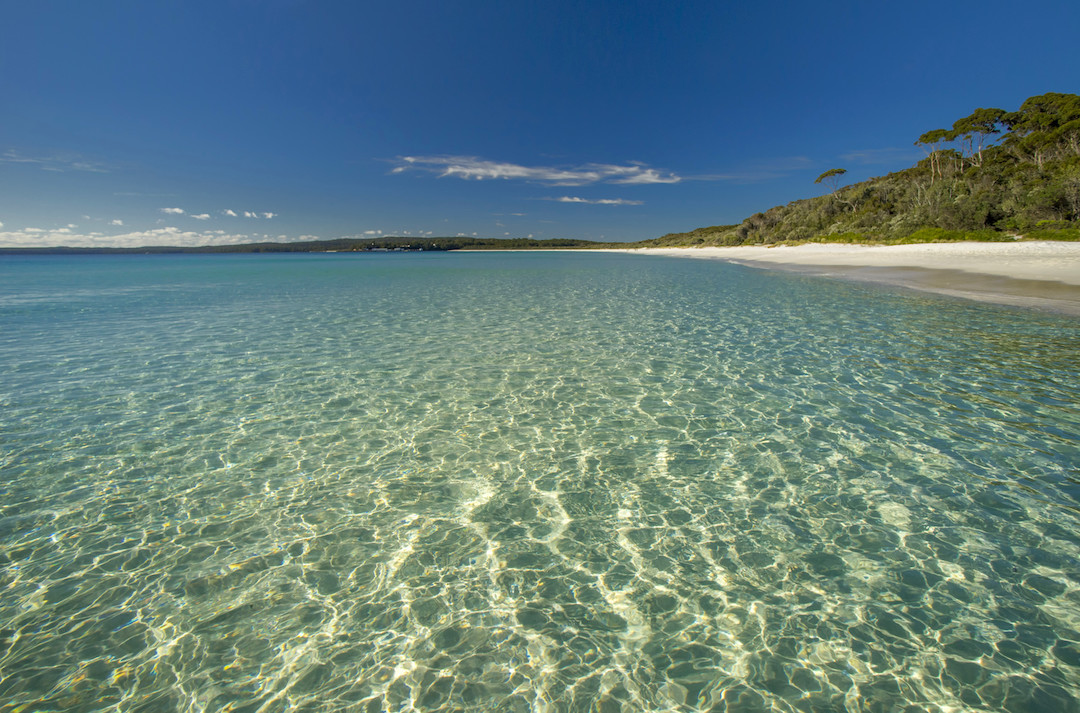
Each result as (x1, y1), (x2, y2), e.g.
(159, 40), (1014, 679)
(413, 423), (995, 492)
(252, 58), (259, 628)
(592, 242), (1080, 316)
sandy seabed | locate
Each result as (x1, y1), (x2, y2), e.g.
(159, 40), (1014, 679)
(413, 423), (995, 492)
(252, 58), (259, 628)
(590, 242), (1080, 316)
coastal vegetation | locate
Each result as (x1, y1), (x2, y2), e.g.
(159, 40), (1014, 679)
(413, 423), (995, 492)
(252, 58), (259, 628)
(643, 92), (1080, 246)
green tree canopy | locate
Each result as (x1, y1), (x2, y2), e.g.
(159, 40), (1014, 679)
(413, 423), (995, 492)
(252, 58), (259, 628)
(815, 168), (848, 193)
(915, 129), (951, 180)
(1003, 93), (1080, 166)
(949, 107), (1007, 165)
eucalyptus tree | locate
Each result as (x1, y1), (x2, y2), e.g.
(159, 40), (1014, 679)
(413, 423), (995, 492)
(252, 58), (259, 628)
(1003, 93), (1080, 166)
(815, 168), (847, 193)
(915, 129), (950, 182)
(949, 107), (1007, 167)
(815, 168), (856, 213)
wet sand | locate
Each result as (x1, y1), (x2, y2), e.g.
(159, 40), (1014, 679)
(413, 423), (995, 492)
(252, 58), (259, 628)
(590, 242), (1080, 316)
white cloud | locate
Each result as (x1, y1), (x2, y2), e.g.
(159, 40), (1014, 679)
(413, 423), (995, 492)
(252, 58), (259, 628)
(0, 221), (4, 228)
(161, 207), (185, 215)
(67, 223), (77, 228)
(551, 196), (644, 206)
(613, 168), (680, 185)
(110, 219), (124, 226)
(192, 214), (211, 220)
(219, 210), (273, 219)
(393, 155), (681, 186)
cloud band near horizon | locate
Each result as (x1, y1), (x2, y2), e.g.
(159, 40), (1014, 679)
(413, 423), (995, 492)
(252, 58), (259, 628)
(0, 226), (292, 249)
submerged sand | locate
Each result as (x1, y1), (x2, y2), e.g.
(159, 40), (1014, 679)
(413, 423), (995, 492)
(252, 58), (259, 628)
(590, 242), (1080, 316)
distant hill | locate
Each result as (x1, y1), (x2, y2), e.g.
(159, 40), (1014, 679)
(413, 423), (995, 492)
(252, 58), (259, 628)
(638, 92), (1080, 247)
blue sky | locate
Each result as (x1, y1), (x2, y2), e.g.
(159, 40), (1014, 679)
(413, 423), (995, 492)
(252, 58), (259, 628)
(2, 0), (1078, 247)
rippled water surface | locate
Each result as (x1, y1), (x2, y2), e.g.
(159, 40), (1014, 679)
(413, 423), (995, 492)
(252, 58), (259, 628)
(2, 252), (1079, 712)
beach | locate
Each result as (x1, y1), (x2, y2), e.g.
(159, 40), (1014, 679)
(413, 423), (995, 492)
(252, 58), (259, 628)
(593, 241), (1080, 316)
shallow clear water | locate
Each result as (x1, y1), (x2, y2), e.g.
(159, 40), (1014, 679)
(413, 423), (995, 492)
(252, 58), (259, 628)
(1, 252), (1079, 712)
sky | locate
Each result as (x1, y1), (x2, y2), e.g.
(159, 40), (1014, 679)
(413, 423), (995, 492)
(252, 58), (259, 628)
(2, 0), (1079, 248)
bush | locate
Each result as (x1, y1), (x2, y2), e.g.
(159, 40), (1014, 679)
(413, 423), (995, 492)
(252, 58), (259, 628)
(895, 228), (1008, 243)
(1024, 227), (1080, 241)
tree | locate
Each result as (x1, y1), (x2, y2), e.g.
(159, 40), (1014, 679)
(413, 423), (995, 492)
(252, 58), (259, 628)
(815, 168), (855, 212)
(1003, 93), (1080, 166)
(949, 107), (1007, 167)
(815, 168), (848, 194)
(916, 129), (950, 182)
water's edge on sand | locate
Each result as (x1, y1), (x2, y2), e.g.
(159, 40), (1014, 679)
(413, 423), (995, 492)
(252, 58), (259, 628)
(582, 243), (1080, 316)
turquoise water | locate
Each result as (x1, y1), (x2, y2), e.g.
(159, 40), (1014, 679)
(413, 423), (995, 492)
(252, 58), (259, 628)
(1, 252), (1079, 712)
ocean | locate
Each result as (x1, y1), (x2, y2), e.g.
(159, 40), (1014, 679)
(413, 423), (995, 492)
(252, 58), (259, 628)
(1, 251), (1078, 712)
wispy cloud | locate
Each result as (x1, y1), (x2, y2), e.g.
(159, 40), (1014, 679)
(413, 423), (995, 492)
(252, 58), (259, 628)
(223, 209), (239, 217)
(549, 196), (644, 205)
(1, 150), (109, 173)
(840, 147), (922, 165)
(689, 156), (815, 183)
(192, 214), (211, 220)
(161, 207), (185, 215)
(392, 155), (682, 186)
(110, 219), (124, 226)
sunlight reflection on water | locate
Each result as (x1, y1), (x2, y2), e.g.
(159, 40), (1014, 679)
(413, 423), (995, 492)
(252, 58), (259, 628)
(1, 252), (1078, 712)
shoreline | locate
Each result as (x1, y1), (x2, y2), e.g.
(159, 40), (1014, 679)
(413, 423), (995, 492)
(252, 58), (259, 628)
(585, 242), (1080, 317)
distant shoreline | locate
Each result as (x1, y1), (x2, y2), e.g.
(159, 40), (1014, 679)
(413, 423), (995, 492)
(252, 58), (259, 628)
(583, 242), (1080, 317)
(6, 239), (1080, 316)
